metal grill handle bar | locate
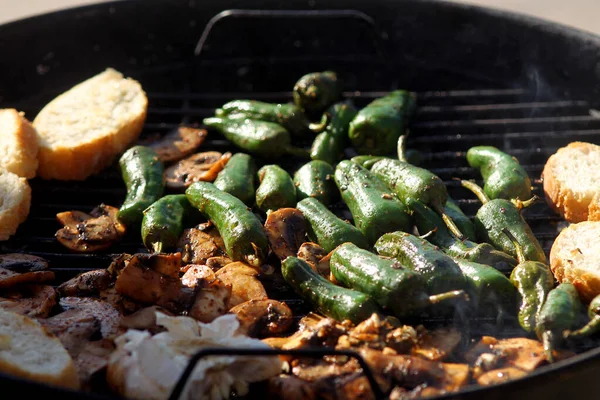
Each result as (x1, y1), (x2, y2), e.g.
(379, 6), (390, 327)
(167, 347), (386, 400)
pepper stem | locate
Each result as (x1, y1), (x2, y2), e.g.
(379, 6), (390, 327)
(152, 242), (163, 254)
(565, 317), (600, 339)
(512, 195), (539, 211)
(460, 180), (490, 204)
(432, 202), (465, 240)
(309, 112), (330, 133)
(397, 134), (408, 162)
(542, 330), (555, 363)
(501, 228), (527, 264)
(418, 227), (438, 240)
(428, 290), (470, 306)
(284, 146), (311, 158)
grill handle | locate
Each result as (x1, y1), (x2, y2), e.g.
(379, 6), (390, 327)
(167, 347), (386, 400)
(194, 9), (388, 60)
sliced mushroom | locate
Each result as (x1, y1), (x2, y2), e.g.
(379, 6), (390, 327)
(148, 126), (208, 163)
(114, 255), (197, 314)
(56, 204), (126, 253)
(137, 252), (183, 278)
(0, 253), (48, 272)
(230, 299), (293, 337)
(438, 363), (470, 392)
(165, 151), (232, 190)
(182, 265), (231, 323)
(178, 227), (227, 265)
(0, 284), (57, 318)
(476, 367), (527, 386)
(412, 327), (462, 361)
(263, 315), (348, 351)
(58, 269), (113, 297)
(297, 242), (327, 272)
(265, 208), (309, 260)
(215, 262), (267, 309)
(0, 266), (55, 289)
(205, 256), (233, 271)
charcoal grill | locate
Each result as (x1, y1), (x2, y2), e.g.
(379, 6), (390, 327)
(2, 0), (600, 399)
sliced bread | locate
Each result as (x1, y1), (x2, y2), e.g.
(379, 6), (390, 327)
(550, 220), (600, 302)
(0, 170), (31, 241)
(0, 109), (39, 179)
(0, 308), (79, 389)
(33, 68), (148, 180)
(542, 141), (600, 222)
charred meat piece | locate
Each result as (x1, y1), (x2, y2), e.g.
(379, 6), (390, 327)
(41, 297), (122, 387)
(215, 262), (267, 309)
(412, 327), (462, 362)
(178, 227), (228, 266)
(0, 266), (54, 289)
(56, 204), (126, 253)
(114, 255), (197, 314)
(165, 151), (231, 190)
(58, 269), (112, 297)
(265, 208), (309, 260)
(230, 299), (293, 337)
(148, 126), (207, 163)
(182, 264), (231, 323)
(0, 253), (48, 272)
(0, 284), (57, 318)
(268, 375), (317, 400)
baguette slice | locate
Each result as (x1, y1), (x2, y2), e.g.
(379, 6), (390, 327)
(0, 170), (31, 241)
(0, 109), (39, 178)
(542, 141), (600, 222)
(33, 68), (147, 180)
(550, 220), (600, 302)
(0, 308), (79, 389)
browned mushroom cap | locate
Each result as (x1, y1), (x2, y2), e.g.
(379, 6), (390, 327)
(0, 253), (48, 273)
(230, 299), (293, 337)
(165, 151), (232, 190)
(148, 127), (208, 163)
(264, 208), (309, 261)
(215, 262), (267, 309)
(55, 204), (126, 253)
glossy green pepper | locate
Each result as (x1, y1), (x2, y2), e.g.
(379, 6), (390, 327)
(117, 146), (165, 225)
(368, 158), (465, 239)
(351, 155), (389, 169)
(566, 294), (600, 339)
(294, 160), (339, 206)
(443, 199), (477, 242)
(293, 71), (342, 114)
(185, 182), (269, 267)
(215, 100), (310, 136)
(141, 194), (199, 253)
(348, 90), (416, 156)
(467, 146), (532, 201)
(504, 229), (555, 333)
(297, 197), (369, 253)
(406, 198), (517, 274)
(536, 283), (582, 362)
(331, 243), (468, 318)
(461, 180), (546, 264)
(213, 153), (257, 206)
(255, 165), (296, 212)
(374, 231), (466, 296)
(334, 160), (412, 245)
(203, 117), (308, 159)
(309, 101), (358, 165)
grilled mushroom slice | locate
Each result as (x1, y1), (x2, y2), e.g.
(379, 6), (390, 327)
(265, 208), (309, 260)
(58, 269), (113, 297)
(56, 204), (126, 253)
(148, 126), (207, 163)
(215, 262), (267, 309)
(0, 253), (49, 272)
(178, 226), (228, 266)
(0, 284), (57, 318)
(0, 266), (55, 289)
(182, 264), (231, 323)
(230, 299), (293, 337)
(165, 151), (231, 189)
(476, 367), (527, 386)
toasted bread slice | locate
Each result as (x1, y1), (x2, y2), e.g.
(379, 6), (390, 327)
(542, 141), (600, 222)
(0, 171), (31, 241)
(33, 68), (147, 180)
(0, 309), (79, 389)
(0, 109), (39, 179)
(550, 220), (600, 302)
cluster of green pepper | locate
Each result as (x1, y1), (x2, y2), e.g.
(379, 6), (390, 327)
(114, 71), (600, 363)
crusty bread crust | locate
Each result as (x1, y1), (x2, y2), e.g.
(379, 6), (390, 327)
(550, 221), (600, 302)
(34, 68), (147, 181)
(0, 309), (79, 389)
(0, 171), (31, 241)
(542, 142), (600, 223)
(0, 109), (39, 179)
